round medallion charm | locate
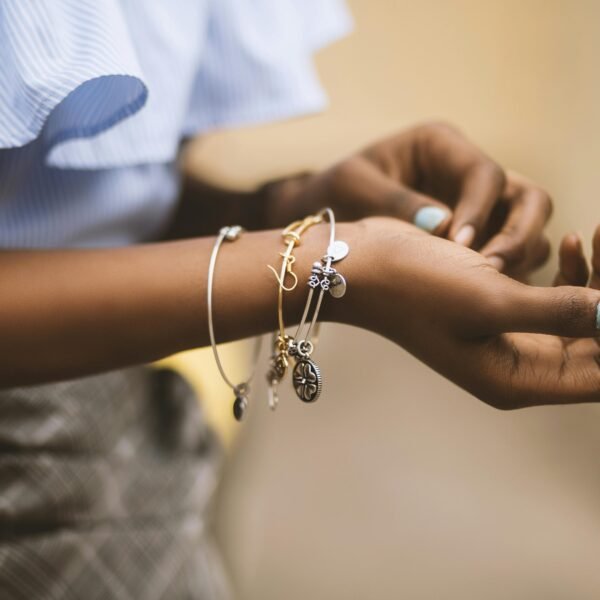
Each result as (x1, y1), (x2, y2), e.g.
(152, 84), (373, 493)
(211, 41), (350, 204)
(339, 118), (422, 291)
(293, 359), (322, 403)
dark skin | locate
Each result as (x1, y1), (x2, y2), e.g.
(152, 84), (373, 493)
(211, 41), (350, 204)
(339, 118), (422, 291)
(345, 218), (600, 410)
(2, 122), (599, 409)
(547, 225), (600, 403)
(169, 123), (553, 279)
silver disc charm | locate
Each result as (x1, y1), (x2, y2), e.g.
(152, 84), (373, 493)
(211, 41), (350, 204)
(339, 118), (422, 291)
(327, 240), (349, 263)
(329, 272), (347, 298)
(293, 359), (322, 403)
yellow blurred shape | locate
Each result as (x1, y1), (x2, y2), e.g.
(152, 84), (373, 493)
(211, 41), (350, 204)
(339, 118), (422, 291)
(152, 340), (253, 449)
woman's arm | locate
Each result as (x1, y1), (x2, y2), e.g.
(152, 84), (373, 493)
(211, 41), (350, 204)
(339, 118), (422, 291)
(0, 224), (345, 387)
(160, 175), (271, 240)
(3, 218), (600, 409)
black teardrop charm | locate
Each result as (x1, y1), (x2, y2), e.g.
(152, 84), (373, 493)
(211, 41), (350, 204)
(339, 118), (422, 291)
(233, 395), (247, 422)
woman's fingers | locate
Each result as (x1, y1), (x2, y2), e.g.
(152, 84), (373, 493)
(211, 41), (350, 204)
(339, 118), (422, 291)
(480, 173), (553, 273)
(484, 279), (600, 338)
(449, 161), (506, 247)
(402, 122), (505, 246)
(590, 224), (600, 290)
(553, 233), (589, 287)
(386, 179), (453, 234)
(329, 156), (452, 233)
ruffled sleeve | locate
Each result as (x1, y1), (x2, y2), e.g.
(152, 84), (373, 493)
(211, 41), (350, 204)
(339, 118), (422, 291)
(0, 0), (147, 164)
(183, 0), (353, 133)
(0, 0), (352, 168)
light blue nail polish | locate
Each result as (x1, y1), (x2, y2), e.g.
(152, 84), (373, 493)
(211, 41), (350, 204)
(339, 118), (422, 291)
(596, 302), (600, 330)
(414, 206), (447, 232)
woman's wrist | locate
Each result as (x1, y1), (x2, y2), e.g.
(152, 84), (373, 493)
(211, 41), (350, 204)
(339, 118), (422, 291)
(325, 218), (430, 334)
(298, 219), (380, 330)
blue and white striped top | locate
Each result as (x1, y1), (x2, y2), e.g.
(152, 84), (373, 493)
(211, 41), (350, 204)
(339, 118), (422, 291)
(0, 0), (352, 247)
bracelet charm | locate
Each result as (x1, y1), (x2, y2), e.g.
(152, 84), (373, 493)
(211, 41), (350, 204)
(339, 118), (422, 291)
(290, 208), (348, 403)
(206, 225), (262, 422)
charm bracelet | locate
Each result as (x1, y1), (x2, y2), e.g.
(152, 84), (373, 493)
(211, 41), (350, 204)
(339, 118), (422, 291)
(289, 208), (349, 403)
(207, 225), (262, 422)
(267, 208), (349, 405)
(266, 212), (323, 409)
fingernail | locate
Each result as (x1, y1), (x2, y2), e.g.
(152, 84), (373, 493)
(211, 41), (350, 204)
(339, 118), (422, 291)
(596, 302), (600, 330)
(487, 255), (505, 272)
(568, 232), (583, 250)
(453, 224), (476, 247)
(414, 206), (448, 232)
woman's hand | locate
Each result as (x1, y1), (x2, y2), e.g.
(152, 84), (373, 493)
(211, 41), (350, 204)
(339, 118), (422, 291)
(268, 122), (552, 278)
(338, 218), (600, 409)
(4, 212), (597, 408)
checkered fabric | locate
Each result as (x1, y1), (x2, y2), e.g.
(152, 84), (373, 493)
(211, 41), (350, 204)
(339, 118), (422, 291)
(0, 367), (232, 599)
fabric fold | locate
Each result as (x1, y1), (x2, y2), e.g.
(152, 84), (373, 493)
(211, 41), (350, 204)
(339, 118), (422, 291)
(0, 0), (147, 163)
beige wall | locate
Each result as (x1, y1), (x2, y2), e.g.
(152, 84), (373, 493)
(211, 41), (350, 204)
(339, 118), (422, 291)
(189, 2), (600, 598)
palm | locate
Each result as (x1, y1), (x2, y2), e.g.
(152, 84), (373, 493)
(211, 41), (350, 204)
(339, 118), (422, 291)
(502, 333), (600, 406)
(472, 227), (600, 408)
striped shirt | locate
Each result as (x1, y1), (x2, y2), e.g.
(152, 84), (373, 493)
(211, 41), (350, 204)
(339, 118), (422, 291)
(0, 0), (352, 247)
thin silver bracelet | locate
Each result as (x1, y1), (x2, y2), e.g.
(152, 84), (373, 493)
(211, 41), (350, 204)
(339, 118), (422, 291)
(207, 225), (262, 421)
(289, 208), (349, 403)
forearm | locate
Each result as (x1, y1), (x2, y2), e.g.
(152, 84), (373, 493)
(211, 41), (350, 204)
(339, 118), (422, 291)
(1, 223), (361, 388)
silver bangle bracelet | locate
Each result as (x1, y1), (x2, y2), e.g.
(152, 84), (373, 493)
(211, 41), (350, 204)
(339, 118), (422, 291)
(207, 225), (262, 422)
(289, 208), (349, 403)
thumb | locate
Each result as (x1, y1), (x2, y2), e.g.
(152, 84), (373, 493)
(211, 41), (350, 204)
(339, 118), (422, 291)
(489, 282), (600, 337)
(346, 157), (452, 234)
(409, 193), (453, 235)
(380, 182), (453, 235)
(591, 224), (600, 290)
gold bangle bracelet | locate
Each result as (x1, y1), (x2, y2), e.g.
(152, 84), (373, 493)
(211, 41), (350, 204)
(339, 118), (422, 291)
(266, 212), (323, 409)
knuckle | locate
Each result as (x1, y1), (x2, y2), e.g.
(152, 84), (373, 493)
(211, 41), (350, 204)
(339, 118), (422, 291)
(326, 157), (364, 192)
(531, 189), (554, 220)
(330, 157), (360, 181)
(554, 291), (591, 335)
(488, 231), (528, 266)
(420, 120), (461, 138)
(482, 288), (513, 322)
(480, 161), (507, 191)
(462, 284), (509, 331)
(504, 237), (528, 265)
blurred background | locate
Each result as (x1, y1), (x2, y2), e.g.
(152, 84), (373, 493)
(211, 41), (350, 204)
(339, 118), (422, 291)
(186, 1), (600, 598)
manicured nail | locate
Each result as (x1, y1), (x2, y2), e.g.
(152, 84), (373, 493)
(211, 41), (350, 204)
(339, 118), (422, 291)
(414, 206), (448, 232)
(453, 224), (476, 247)
(596, 302), (600, 330)
(487, 255), (505, 272)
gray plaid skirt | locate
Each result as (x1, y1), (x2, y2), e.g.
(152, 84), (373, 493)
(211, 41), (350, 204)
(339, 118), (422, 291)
(0, 367), (232, 600)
